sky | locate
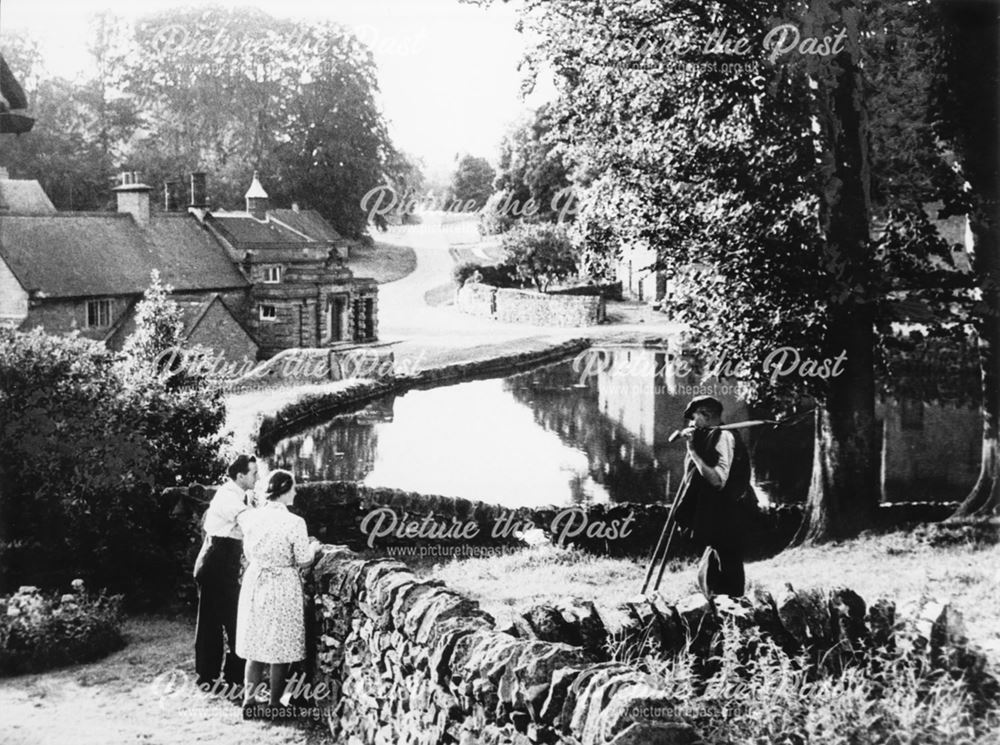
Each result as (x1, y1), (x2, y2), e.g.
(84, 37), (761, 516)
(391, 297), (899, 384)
(0, 0), (555, 178)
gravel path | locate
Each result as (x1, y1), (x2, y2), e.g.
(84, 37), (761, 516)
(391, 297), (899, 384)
(0, 617), (329, 745)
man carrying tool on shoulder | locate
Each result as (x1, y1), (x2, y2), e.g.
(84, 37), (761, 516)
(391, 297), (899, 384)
(674, 395), (753, 597)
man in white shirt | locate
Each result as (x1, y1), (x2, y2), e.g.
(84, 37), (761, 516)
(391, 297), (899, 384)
(677, 396), (750, 597)
(194, 454), (258, 691)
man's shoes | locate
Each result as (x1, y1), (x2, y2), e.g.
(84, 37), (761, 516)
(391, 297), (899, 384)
(223, 681), (245, 703)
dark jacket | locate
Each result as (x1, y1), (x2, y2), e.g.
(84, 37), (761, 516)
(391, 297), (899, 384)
(673, 427), (752, 549)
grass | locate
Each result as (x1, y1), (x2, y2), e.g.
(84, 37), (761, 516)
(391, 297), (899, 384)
(348, 240), (417, 284)
(423, 281), (457, 307)
(422, 530), (1000, 743)
(421, 530), (1000, 663)
(642, 621), (1000, 745)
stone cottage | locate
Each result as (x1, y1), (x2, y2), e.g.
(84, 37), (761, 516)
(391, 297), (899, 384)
(0, 169), (379, 361)
(194, 172), (379, 358)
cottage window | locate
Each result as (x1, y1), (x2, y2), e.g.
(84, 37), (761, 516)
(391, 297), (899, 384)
(259, 304), (277, 321)
(262, 266), (281, 283)
(86, 299), (112, 328)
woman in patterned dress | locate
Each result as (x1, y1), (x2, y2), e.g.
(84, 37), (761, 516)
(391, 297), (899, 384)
(236, 469), (318, 706)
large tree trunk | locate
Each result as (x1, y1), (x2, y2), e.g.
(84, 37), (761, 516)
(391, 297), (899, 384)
(795, 1), (879, 543)
(952, 198), (1000, 518)
(797, 307), (879, 542)
(941, 0), (1000, 519)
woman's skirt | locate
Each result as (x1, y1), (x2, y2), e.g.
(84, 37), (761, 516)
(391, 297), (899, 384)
(235, 563), (305, 663)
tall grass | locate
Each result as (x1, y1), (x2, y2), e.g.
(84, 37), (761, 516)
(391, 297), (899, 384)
(626, 619), (1000, 745)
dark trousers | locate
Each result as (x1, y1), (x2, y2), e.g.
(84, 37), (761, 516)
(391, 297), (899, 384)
(194, 537), (245, 687)
(697, 545), (745, 597)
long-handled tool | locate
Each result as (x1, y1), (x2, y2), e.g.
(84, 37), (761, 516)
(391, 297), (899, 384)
(640, 466), (694, 595)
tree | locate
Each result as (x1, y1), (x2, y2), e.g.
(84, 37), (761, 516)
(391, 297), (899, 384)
(109, 8), (396, 236)
(118, 270), (184, 374)
(1, 26), (138, 210)
(933, 0), (1000, 518)
(0, 273), (227, 603)
(479, 0), (962, 542)
(448, 155), (495, 211)
(483, 104), (573, 233)
(500, 223), (578, 292)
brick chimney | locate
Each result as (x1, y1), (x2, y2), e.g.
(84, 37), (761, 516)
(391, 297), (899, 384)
(245, 171), (269, 219)
(113, 171), (152, 225)
(189, 172), (207, 209)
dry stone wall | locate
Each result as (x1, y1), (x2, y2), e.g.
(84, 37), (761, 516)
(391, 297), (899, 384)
(308, 546), (702, 745)
(306, 547), (996, 745)
(456, 283), (604, 327)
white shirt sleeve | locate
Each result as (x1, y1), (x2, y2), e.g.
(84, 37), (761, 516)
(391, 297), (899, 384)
(715, 431), (735, 488)
(203, 481), (248, 538)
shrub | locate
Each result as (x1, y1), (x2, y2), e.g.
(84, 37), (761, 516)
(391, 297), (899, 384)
(499, 222), (579, 292)
(453, 260), (483, 286)
(478, 190), (518, 236)
(452, 260), (522, 289)
(0, 276), (228, 607)
(0, 581), (124, 676)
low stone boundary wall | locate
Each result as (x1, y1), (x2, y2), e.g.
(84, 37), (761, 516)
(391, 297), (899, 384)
(307, 547), (996, 745)
(255, 339), (590, 449)
(528, 500), (966, 559)
(227, 345), (396, 391)
(455, 282), (496, 319)
(457, 283), (605, 327)
(396, 338), (589, 391)
(295, 482), (534, 553)
(495, 287), (605, 327)
(256, 380), (396, 452)
(167, 481), (535, 555)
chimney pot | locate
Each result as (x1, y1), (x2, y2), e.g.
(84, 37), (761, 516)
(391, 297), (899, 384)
(190, 172), (207, 209)
(164, 181), (182, 211)
(113, 174), (152, 225)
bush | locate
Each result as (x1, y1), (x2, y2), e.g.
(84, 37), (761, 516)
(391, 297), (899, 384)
(499, 222), (578, 292)
(0, 581), (124, 676)
(453, 260), (483, 286)
(478, 190), (518, 236)
(0, 276), (228, 608)
(452, 260), (522, 289)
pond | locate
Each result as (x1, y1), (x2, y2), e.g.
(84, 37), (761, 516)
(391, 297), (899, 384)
(269, 345), (982, 508)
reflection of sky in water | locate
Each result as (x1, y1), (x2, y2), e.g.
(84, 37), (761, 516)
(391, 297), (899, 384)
(269, 346), (983, 508)
(361, 378), (609, 507)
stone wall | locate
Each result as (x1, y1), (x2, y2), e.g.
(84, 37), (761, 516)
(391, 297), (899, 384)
(495, 288), (604, 327)
(306, 547), (995, 745)
(456, 283), (604, 327)
(528, 500), (963, 559)
(253, 339), (589, 446)
(21, 295), (134, 342)
(455, 282), (495, 319)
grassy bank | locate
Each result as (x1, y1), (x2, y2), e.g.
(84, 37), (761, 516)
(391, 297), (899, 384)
(348, 240), (417, 284)
(422, 530), (1000, 664)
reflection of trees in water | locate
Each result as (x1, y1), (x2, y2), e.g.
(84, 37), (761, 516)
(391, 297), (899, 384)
(270, 397), (394, 482)
(505, 362), (669, 504)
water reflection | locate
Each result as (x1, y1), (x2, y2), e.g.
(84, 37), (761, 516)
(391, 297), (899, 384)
(269, 346), (981, 507)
